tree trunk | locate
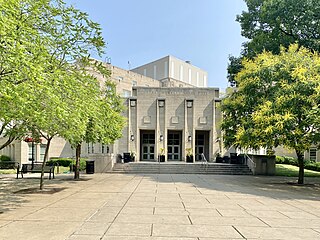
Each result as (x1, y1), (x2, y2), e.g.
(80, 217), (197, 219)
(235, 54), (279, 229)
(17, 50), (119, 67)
(40, 137), (52, 190)
(0, 135), (15, 151)
(74, 143), (81, 179)
(296, 149), (304, 184)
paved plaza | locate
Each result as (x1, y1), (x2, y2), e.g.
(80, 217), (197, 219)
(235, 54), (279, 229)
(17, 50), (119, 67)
(0, 173), (320, 240)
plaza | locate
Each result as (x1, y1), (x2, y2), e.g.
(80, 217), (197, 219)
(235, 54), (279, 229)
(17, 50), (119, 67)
(0, 173), (320, 239)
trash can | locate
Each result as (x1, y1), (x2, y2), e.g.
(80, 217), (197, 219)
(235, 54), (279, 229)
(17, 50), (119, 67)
(86, 160), (94, 174)
(123, 153), (131, 163)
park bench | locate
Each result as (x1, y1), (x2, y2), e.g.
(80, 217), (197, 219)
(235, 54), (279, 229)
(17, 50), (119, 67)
(16, 163), (55, 179)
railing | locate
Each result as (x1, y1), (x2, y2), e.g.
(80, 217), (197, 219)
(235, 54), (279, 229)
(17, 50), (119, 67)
(244, 153), (256, 174)
(201, 153), (208, 172)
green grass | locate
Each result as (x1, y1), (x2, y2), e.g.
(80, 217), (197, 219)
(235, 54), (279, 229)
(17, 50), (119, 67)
(276, 164), (320, 177)
(0, 169), (16, 174)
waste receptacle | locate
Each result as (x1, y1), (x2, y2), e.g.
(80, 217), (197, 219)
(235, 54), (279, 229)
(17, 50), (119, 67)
(86, 160), (94, 174)
(123, 153), (131, 163)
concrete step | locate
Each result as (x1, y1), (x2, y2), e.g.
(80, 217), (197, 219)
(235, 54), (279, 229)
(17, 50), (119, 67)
(112, 162), (252, 175)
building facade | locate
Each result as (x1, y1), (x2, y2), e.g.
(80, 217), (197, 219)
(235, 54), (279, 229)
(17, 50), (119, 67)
(131, 55), (208, 88)
(1, 56), (319, 164)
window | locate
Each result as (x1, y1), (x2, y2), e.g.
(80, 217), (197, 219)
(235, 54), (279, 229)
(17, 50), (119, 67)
(310, 148), (317, 161)
(132, 80), (137, 86)
(123, 90), (131, 98)
(102, 145), (105, 154)
(40, 144), (46, 161)
(28, 143), (35, 161)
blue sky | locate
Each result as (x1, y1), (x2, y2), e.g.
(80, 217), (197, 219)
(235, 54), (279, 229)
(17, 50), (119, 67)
(65, 0), (247, 88)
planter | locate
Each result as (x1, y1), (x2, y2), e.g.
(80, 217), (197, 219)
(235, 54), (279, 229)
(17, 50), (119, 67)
(159, 155), (165, 162)
(186, 155), (193, 163)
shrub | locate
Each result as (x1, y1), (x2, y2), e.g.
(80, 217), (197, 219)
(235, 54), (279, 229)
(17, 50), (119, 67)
(0, 155), (11, 162)
(275, 156), (297, 166)
(305, 162), (320, 172)
(47, 158), (87, 171)
(276, 155), (320, 172)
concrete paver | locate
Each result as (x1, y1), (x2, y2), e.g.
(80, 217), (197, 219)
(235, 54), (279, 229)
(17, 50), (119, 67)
(0, 173), (319, 239)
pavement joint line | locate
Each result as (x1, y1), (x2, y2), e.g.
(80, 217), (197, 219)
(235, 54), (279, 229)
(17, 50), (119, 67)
(237, 203), (246, 210)
(277, 210), (292, 219)
(257, 217), (272, 227)
(99, 175), (143, 239)
(216, 208), (223, 217)
(312, 228), (320, 234)
(187, 215), (193, 225)
(152, 207), (155, 215)
(232, 225), (246, 239)
(150, 223), (153, 236)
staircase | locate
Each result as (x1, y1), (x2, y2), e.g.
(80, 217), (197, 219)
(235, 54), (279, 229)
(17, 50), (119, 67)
(112, 162), (252, 175)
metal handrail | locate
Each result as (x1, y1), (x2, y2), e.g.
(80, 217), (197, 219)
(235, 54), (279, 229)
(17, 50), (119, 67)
(244, 153), (256, 173)
(201, 153), (208, 172)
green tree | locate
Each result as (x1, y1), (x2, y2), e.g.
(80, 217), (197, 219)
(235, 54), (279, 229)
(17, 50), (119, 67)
(69, 81), (126, 180)
(222, 44), (320, 184)
(0, 0), (118, 189)
(228, 0), (320, 86)
(0, 0), (107, 150)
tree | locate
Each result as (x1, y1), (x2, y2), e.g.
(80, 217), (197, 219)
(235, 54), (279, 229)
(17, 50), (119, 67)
(0, 0), (107, 149)
(222, 44), (320, 184)
(0, 0), (120, 189)
(228, 0), (320, 86)
(69, 81), (126, 180)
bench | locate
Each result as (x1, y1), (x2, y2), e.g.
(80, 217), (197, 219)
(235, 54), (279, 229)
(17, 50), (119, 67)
(16, 163), (55, 179)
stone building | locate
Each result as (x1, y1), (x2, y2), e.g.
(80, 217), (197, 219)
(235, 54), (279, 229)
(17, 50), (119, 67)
(1, 56), (319, 166)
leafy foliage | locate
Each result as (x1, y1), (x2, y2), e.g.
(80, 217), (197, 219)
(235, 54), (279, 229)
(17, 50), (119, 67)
(0, 0), (125, 187)
(222, 44), (320, 183)
(228, 0), (320, 86)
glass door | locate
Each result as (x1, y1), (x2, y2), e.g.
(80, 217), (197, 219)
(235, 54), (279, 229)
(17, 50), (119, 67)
(167, 131), (181, 161)
(141, 133), (155, 161)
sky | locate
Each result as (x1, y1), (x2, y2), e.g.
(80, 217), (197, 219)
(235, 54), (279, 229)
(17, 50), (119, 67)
(65, 0), (248, 88)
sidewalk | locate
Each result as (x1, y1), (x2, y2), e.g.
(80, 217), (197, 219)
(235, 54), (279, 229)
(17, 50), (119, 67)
(0, 173), (320, 239)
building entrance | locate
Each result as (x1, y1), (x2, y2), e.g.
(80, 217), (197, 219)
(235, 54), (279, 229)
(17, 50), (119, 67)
(195, 131), (209, 161)
(167, 131), (182, 161)
(140, 131), (155, 161)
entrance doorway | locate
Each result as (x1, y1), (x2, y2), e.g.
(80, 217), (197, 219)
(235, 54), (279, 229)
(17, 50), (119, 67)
(167, 131), (182, 161)
(195, 131), (209, 161)
(140, 130), (155, 161)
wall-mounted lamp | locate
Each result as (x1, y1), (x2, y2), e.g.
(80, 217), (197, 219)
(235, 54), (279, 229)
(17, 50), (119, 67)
(159, 135), (164, 142)
(215, 137), (221, 143)
(130, 135), (135, 141)
(188, 136), (192, 142)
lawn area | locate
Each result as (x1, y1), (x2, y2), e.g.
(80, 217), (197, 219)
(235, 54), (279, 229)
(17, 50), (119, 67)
(276, 164), (320, 177)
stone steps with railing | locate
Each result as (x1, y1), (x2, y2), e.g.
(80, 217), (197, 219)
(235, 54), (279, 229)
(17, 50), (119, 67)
(112, 162), (252, 175)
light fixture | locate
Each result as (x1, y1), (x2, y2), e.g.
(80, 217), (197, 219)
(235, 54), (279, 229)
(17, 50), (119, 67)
(188, 136), (192, 142)
(130, 135), (135, 141)
(159, 135), (164, 142)
(215, 137), (221, 142)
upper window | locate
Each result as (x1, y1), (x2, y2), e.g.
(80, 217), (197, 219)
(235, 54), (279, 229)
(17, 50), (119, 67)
(123, 90), (131, 98)
(310, 148), (317, 161)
